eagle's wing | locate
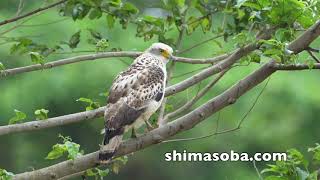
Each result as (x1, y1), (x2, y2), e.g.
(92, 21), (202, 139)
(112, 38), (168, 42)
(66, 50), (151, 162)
(103, 64), (165, 144)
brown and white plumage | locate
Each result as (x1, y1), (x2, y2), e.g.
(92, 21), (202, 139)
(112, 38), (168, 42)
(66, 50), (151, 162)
(99, 43), (173, 162)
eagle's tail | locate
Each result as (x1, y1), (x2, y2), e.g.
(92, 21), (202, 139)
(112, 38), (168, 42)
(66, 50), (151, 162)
(99, 128), (123, 162)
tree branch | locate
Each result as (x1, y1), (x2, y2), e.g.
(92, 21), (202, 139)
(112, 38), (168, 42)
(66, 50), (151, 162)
(0, 107), (105, 136)
(163, 69), (229, 122)
(165, 43), (258, 96)
(0, 51), (233, 79)
(287, 20), (320, 53)
(0, 0), (68, 27)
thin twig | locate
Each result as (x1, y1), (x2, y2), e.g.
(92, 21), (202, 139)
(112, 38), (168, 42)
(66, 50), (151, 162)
(161, 77), (270, 143)
(163, 69), (229, 121)
(15, 0), (25, 17)
(307, 50), (320, 63)
(253, 160), (263, 180)
(177, 34), (224, 54)
(0, 12), (44, 36)
(0, 0), (68, 27)
(20, 18), (69, 27)
(307, 47), (320, 53)
(157, 5), (189, 126)
(171, 65), (210, 79)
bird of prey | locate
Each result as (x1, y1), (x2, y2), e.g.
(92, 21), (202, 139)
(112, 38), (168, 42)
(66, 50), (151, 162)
(99, 43), (173, 162)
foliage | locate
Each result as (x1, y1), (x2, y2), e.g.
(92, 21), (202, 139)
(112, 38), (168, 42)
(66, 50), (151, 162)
(0, 62), (5, 71)
(8, 109), (27, 125)
(83, 156), (128, 179)
(85, 168), (109, 180)
(45, 135), (83, 160)
(111, 156), (129, 174)
(262, 144), (320, 180)
(0, 169), (14, 180)
(34, 109), (49, 120)
(29, 52), (45, 65)
(76, 97), (101, 111)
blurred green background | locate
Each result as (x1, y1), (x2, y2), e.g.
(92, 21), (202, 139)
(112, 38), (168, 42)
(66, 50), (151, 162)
(0, 0), (320, 179)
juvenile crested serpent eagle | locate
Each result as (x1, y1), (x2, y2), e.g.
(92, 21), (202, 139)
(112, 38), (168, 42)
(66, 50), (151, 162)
(99, 43), (173, 162)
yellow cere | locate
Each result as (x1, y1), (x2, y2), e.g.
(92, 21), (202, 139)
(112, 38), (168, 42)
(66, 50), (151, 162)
(161, 50), (170, 59)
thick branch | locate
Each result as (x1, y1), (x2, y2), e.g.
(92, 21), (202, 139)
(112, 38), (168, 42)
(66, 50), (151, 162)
(0, 107), (104, 136)
(288, 20), (320, 53)
(0, 0), (67, 27)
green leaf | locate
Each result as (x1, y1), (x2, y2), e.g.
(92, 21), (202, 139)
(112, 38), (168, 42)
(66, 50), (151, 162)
(122, 2), (139, 14)
(85, 168), (109, 179)
(96, 39), (109, 52)
(236, 0), (249, 7)
(46, 135), (83, 160)
(65, 141), (81, 159)
(107, 14), (115, 28)
(8, 109), (27, 124)
(0, 62), (5, 71)
(174, 0), (185, 7)
(307, 60), (315, 69)
(85, 169), (97, 176)
(200, 17), (211, 32)
(76, 97), (94, 104)
(0, 169), (14, 180)
(89, 8), (102, 19)
(187, 16), (201, 35)
(264, 176), (286, 180)
(29, 52), (45, 65)
(34, 109), (49, 120)
(76, 97), (100, 111)
(45, 144), (66, 160)
(88, 29), (102, 40)
(275, 28), (293, 42)
(69, 30), (81, 49)
(97, 168), (109, 177)
(99, 91), (109, 97)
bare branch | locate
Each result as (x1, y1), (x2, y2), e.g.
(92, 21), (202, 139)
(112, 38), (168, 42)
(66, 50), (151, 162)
(162, 77), (270, 143)
(163, 69), (229, 122)
(177, 34), (224, 54)
(172, 52), (230, 64)
(307, 50), (320, 63)
(307, 47), (320, 53)
(20, 18), (69, 27)
(273, 63), (320, 70)
(15, 0), (25, 17)
(0, 107), (105, 136)
(0, 52), (235, 79)
(0, 0), (67, 27)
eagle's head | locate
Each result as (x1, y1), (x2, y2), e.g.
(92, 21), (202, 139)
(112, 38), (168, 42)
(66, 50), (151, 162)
(146, 43), (173, 64)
